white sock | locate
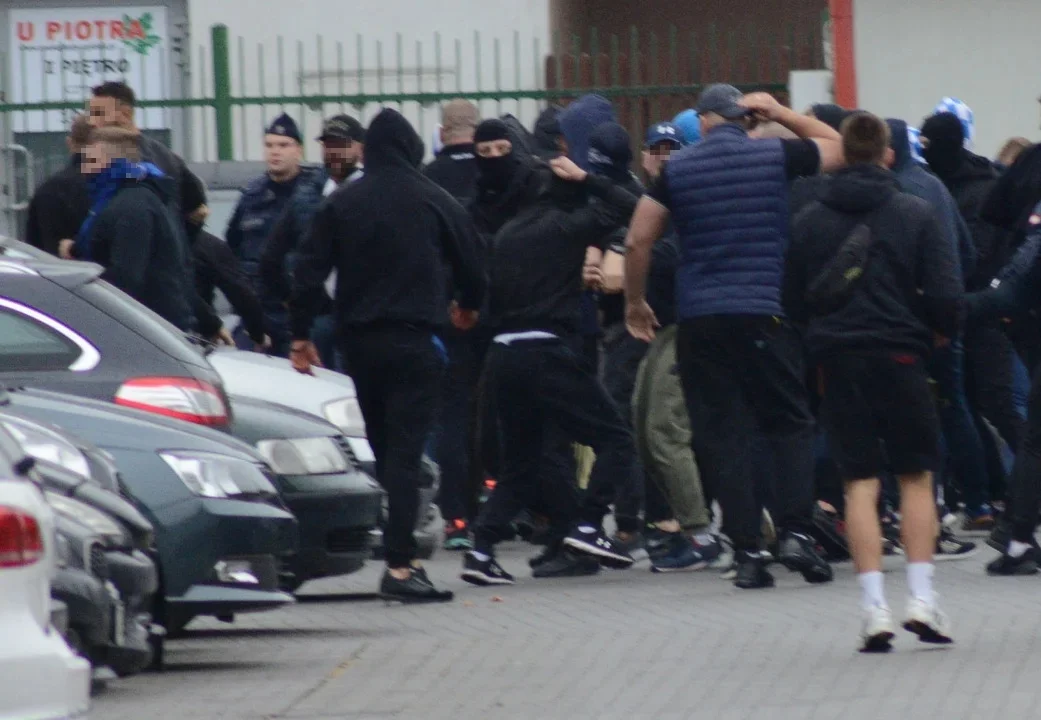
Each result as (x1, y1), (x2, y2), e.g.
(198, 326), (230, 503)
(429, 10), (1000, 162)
(906, 562), (935, 605)
(1008, 540), (1031, 558)
(858, 571), (887, 610)
(470, 551), (491, 562)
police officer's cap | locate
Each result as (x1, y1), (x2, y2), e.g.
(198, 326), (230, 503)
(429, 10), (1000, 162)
(265, 113), (302, 144)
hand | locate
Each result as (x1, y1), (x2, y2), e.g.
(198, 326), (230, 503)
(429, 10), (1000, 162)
(211, 327), (235, 346)
(188, 204), (210, 224)
(582, 263), (604, 290)
(290, 341), (323, 375)
(739, 92), (785, 122)
(626, 299), (660, 342)
(58, 239), (75, 259)
(254, 334), (273, 352)
(449, 301), (479, 331)
(549, 156), (588, 183)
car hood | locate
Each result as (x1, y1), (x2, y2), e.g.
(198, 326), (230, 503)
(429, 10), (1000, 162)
(210, 349), (356, 419)
(228, 395), (342, 445)
(35, 459), (153, 538)
(4, 387), (262, 463)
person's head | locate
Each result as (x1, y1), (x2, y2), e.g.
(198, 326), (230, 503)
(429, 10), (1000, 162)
(934, 97), (975, 150)
(473, 119), (518, 191)
(66, 113), (93, 154)
(840, 111), (892, 168)
(82, 127), (141, 176)
(695, 84), (754, 135)
(440, 99), (479, 147)
(749, 121), (798, 140)
(642, 122), (683, 180)
(919, 111), (967, 178)
(806, 103), (852, 132)
(317, 115), (365, 181)
(263, 113), (303, 180)
(87, 81), (136, 130)
(588, 122), (633, 183)
(997, 137), (1032, 170)
(672, 109), (702, 145)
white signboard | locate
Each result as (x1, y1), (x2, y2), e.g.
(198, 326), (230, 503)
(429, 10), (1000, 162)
(9, 7), (170, 132)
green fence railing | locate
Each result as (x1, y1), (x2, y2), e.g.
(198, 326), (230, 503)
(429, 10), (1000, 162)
(1, 21), (825, 167)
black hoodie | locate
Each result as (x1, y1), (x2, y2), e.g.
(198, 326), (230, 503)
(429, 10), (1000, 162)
(25, 154), (89, 256)
(785, 164), (962, 359)
(289, 108), (486, 339)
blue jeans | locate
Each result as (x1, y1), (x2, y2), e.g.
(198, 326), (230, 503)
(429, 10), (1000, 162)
(235, 307), (290, 358)
(1013, 353), (1031, 420)
(311, 313), (342, 372)
(929, 340), (990, 514)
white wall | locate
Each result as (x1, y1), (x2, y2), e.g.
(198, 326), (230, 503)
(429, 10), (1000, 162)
(186, 0), (549, 161)
(853, 0), (1039, 158)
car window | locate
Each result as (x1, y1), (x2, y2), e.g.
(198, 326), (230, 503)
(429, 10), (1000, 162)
(0, 309), (81, 371)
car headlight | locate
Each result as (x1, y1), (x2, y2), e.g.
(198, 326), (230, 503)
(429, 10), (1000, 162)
(2, 418), (91, 481)
(322, 398), (366, 436)
(45, 491), (128, 546)
(159, 451), (279, 498)
(255, 437), (348, 475)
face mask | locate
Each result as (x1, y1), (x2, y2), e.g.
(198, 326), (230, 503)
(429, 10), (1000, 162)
(922, 139), (962, 178)
(476, 152), (520, 192)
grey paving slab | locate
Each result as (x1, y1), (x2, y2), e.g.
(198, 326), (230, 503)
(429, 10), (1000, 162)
(92, 542), (1041, 720)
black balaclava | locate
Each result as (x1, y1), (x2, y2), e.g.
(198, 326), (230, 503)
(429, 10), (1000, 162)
(811, 103), (852, 132)
(920, 112), (966, 180)
(474, 119), (520, 192)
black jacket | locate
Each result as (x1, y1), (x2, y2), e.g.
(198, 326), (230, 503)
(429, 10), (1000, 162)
(25, 155), (89, 256)
(488, 171), (638, 336)
(138, 135), (198, 217)
(935, 152), (1008, 291)
(784, 164), (962, 359)
(189, 225), (266, 343)
(423, 143), (478, 204)
(289, 108), (485, 339)
(88, 175), (195, 331)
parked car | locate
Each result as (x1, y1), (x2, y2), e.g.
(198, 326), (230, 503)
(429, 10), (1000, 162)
(2, 412), (160, 677)
(2, 387), (298, 638)
(0, 423), (91, 720)
(210, 349), (444, 559)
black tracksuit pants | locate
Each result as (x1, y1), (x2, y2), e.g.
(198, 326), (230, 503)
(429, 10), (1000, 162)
(474, 338), (635, 552)
(1007, 360), (1041, 543)
(343, 326), (444, 569)
(676, 315), (816, 552)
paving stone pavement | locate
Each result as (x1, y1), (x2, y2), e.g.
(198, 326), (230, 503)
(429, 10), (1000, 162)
(93, 541), (1041, 720)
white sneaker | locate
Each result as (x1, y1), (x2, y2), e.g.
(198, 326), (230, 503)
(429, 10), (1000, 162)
(903, 597), (953, 645)
(860, 605), (896, 653)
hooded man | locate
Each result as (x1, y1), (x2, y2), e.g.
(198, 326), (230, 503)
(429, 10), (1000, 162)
(288, 108), (485, 603)
(532, 105), (566, 161)
(25, 113), (92, 256)
(921, 111), (1023, 523)
(72, 127), (194, 331)
(888, 118), (995, 535)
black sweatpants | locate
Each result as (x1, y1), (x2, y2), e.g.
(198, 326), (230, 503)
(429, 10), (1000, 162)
(676, 315), (816, 551)
(1007, 360), (1041, 543)
(435, 332), (481, 523)
(343, 326), (444, 569)
(474, 338), (634, 551)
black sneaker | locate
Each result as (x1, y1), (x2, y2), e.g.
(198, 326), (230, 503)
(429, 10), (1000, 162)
(461, 553), (516, 586)
(734, 550), (774, 589)
(532, 548), (601, 579)
(644, 527), (673, 562)
(986, 546), (1041, 576)
(563, 527), (635, 569)
(380, 569), (454, 603)
(935, 527), (977, 561)
(778, 531), (834, 584)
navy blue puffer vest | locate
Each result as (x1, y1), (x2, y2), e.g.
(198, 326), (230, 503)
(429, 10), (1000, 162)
(665, 123), (789, 319)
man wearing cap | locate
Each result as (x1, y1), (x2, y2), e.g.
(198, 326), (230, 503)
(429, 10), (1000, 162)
(623, 84), (843, 590)
(260, 114), (366, 368)
(227, 112), (326, 357)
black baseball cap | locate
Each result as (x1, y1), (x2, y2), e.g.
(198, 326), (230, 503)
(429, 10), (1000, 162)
(318, 115), (365, 143)
(695, 84), (751, 120)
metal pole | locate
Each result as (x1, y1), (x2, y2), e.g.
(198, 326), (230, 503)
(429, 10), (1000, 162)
(211, 24), (233, 161)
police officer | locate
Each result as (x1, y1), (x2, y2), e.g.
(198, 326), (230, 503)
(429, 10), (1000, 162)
(226, 113), (326, 356)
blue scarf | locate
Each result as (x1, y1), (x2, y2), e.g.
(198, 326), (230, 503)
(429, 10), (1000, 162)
(76, 158), (165, 260)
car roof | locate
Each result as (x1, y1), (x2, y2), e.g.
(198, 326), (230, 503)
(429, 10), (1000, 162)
(0, 239), (102, 289)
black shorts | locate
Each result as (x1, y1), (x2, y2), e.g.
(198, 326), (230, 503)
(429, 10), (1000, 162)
(819, 353), (940, 480)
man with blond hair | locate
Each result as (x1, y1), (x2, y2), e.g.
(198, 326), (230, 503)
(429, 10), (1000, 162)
(424, 99), (480, 203)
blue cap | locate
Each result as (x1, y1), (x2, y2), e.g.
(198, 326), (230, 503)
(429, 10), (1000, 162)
(672, 109), (702, 144)
(265, 113), (302, 144)
(645, 122), (683, 148)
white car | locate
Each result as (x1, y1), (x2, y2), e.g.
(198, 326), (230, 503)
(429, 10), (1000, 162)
(0, 429), (91, 720)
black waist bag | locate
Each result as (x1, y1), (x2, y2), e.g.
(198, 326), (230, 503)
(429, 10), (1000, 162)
(805, 223), (876, 315)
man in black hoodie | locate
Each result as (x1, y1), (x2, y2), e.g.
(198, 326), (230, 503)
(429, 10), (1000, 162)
(785, 112), (962, 652)
(75, 127), (195, 331)
(288, 108), (485, 603)
(25, 114), (92, 256)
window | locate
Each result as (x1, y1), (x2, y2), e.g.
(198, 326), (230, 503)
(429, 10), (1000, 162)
(0, 310), (81, 371)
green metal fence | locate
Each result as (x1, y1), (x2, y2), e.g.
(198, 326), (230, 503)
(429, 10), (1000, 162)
(1, 21), (824, 169)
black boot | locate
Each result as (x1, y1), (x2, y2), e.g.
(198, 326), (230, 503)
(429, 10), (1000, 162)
(380, 568), (454, 603)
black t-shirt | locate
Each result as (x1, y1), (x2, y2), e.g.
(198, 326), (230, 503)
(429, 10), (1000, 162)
(648, 138), (821, 207)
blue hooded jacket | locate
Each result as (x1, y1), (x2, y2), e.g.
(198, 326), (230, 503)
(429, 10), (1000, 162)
(559, 94), (617, 338)
(887, 118), (975, 283)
